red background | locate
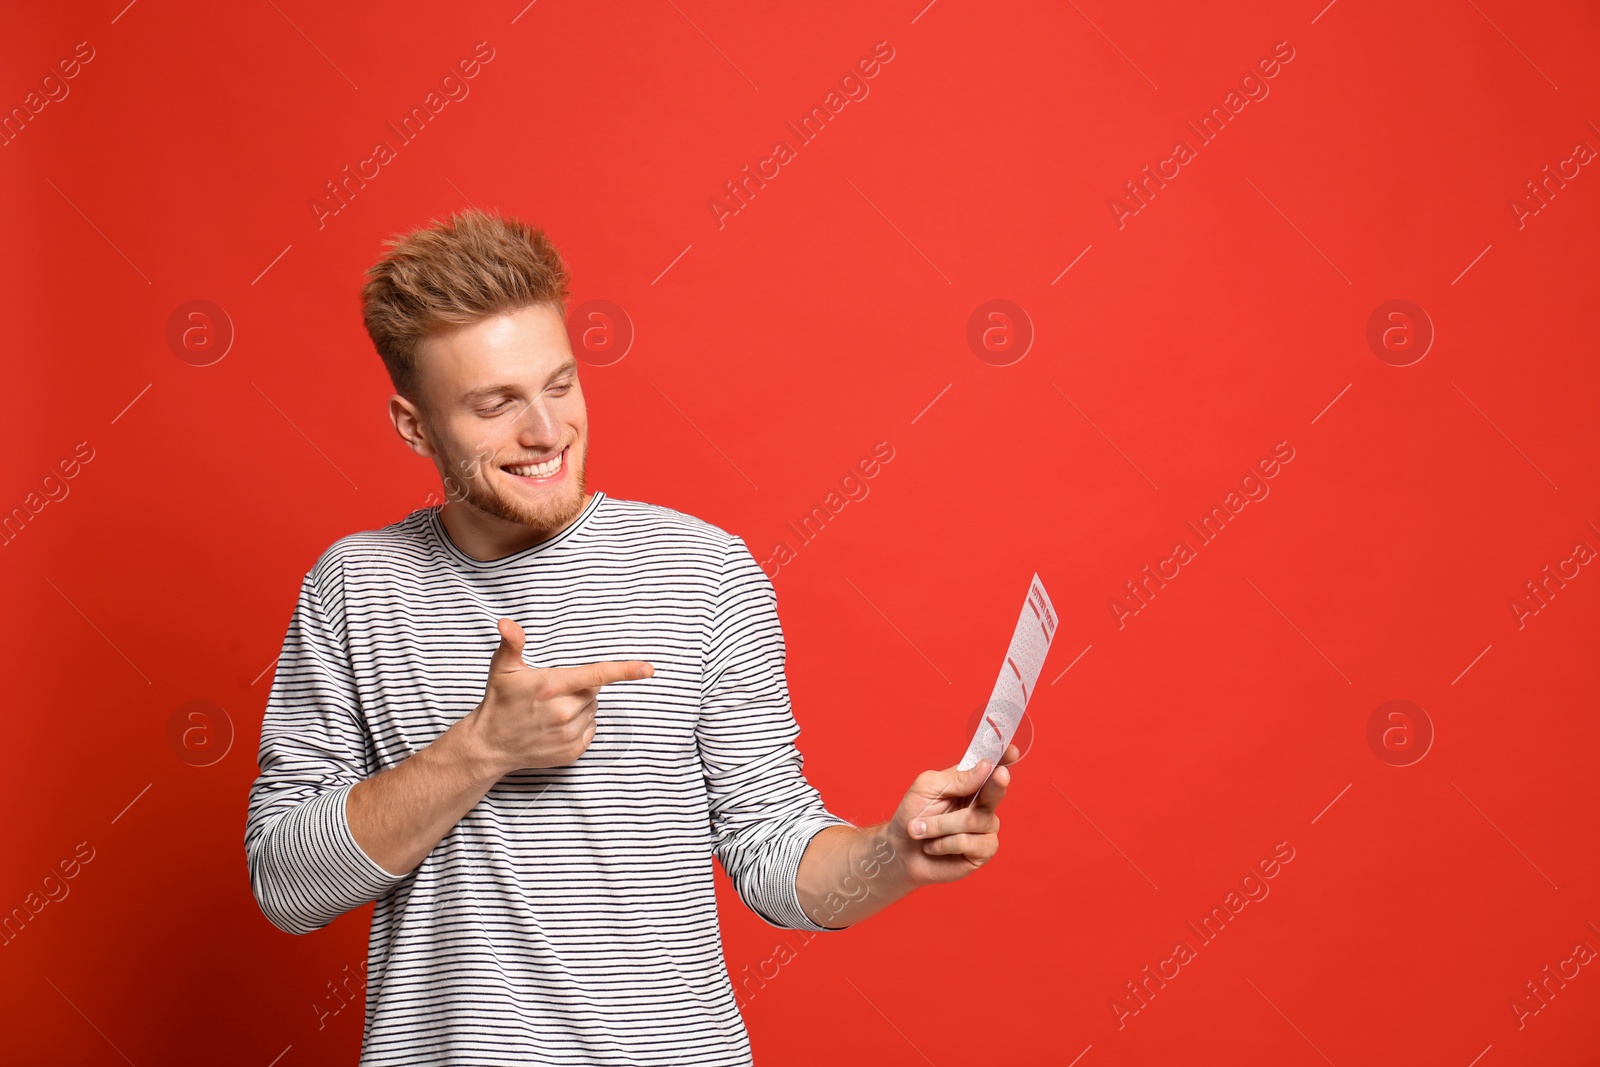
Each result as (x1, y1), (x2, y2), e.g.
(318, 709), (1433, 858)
(3, 1), (1599, 1064)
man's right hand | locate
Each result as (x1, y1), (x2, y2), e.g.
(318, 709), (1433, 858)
(468, 617), (655, 777)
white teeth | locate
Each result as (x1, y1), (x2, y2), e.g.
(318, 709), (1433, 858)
(507, 453), (562, 479)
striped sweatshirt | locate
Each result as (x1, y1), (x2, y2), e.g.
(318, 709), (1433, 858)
(244, 490), (856, 1065)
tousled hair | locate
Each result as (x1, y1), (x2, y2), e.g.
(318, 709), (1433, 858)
(360, 208), (571, 404)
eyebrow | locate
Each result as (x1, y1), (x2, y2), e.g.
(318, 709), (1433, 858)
(458, 359), (578, 403)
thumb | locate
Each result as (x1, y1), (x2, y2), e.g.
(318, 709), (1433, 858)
(923, 758), (992, 801)
(488, 617), (529, 675)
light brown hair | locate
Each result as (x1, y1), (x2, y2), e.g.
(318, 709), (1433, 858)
(360, 208), (571, 404)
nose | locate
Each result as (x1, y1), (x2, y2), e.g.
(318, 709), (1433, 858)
(514, 397), (562, 447)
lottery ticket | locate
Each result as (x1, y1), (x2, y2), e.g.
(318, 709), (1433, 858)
(957, 573), (1057, 802)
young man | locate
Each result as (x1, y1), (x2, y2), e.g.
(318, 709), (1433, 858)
(244, 208), (1019, 1065)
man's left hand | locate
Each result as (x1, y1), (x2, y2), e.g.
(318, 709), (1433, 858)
(882, 743), (1021, 887)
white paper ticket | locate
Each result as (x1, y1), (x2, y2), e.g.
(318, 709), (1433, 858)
(957, 573), (1057, 799)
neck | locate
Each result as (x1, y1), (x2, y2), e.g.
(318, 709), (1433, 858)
(439, 492), (594, 561)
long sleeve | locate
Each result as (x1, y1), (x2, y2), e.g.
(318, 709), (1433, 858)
(244, 554), (409, 935)
(697, 535), (854, 933)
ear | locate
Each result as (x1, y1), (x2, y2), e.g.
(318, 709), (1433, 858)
(390, 394), (437, 459)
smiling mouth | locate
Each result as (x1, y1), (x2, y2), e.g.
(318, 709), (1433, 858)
(501, 446), (567, 482)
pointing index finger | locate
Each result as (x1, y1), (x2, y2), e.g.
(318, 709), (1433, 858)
(543, 660), (655, 693)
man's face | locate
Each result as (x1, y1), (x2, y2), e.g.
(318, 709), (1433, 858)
(396, 303), (589, 538)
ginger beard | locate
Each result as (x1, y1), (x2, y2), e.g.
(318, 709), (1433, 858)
(434, 419), (589, 538)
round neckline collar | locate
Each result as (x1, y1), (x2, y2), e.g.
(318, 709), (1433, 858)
(429, 490), (606, 567)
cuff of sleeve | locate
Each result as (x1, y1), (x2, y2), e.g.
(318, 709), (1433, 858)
(327, 782), (414, 889)
(760, 811), (857, 933)
(251, 783), (410, 935)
